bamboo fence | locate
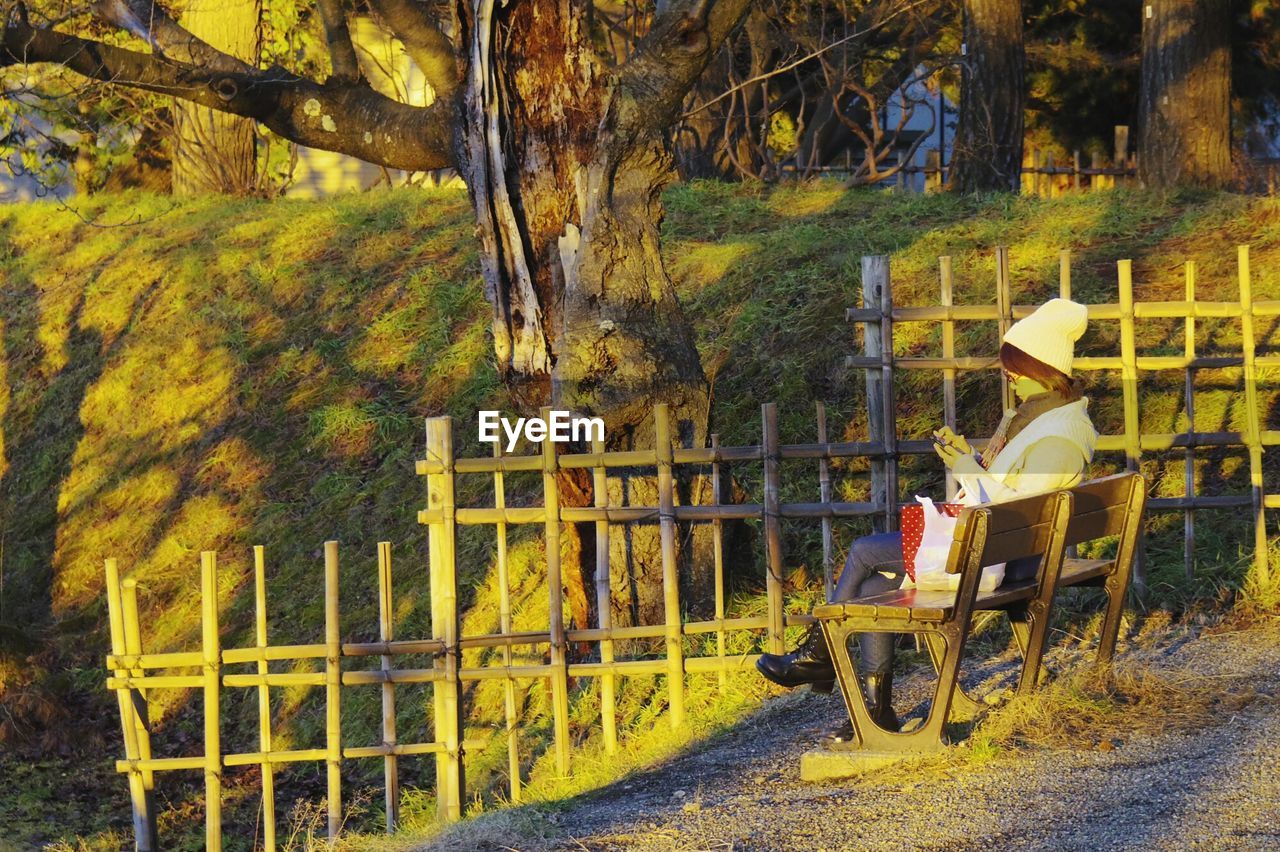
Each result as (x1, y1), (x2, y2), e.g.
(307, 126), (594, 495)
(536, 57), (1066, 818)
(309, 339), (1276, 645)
(102, 245), (1275, 849)
(102, 401), (887, 849)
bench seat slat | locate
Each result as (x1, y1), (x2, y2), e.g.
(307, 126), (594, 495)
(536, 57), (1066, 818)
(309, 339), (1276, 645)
(811, 558), (1113, 624)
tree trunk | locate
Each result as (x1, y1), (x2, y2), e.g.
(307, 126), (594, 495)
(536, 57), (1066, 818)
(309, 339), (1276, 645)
(455, 0), (713, 628)
(172, 0), (261, 195)
(948, 0), (1024, 193)
(1137, 0), (1232, 189)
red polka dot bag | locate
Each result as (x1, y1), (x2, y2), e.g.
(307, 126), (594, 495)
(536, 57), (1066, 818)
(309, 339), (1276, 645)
(900, 499), (964, 582)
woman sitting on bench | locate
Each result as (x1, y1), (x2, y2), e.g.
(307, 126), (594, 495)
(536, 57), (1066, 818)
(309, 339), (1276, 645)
(757, 298), (1100, 737)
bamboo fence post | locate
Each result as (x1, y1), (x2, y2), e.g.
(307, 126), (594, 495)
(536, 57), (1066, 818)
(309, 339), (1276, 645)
(861, 255), (896, 530)
(591, 433), (617, 754)
(376, 541), (399, 832)
(862, 256), (886, 530)
(120, 579), (154, 793)
(762, 403), (786, 655)
(655, 404), (686, 728)
(1059, 250), (1072, 300)
(711, 433), (727, 693)
(925, 149), (941, 192)
(426, 416), (465, 818)
(1117, 260), (1146, 596)
(324, 541), (342, 841)
(252, 546), (277, 852)
(105, 559), (157, 851)
(1090, 151), (1103, 190)
(995, 246), (1015, 412)
(199, 551), (222, 851)
(1072, 150), (1081, 191)
(493, 441), (523, 795)
(1047, 153), (1057, 197)
(895, 150), (905, 191)
(1238, 245), (1270, 586)
(539, 408), (572, 773)
(939, 256), (958, 501)
(815, 402), (835, 599)
(1184, 263), (1197, 580)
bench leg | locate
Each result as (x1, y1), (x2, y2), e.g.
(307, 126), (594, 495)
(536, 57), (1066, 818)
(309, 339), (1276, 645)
(922, 632), (982, 720)
(821, 620), (970, 755)
(822, 621), (898, 752)
(1097, 567), (1130, 666)
(1010, 598), (1054, 695)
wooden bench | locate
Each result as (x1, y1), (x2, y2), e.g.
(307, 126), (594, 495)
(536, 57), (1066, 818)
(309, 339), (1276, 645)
(806, 472), (1146, 773)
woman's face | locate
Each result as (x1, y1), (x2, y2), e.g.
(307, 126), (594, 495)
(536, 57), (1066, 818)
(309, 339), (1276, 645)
(1004, 368), (1049, 401)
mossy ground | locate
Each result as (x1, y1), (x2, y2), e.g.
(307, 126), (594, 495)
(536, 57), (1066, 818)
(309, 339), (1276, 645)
(1, 182), (1277, 848)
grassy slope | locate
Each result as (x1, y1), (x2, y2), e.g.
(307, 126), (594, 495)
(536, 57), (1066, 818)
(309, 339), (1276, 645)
(1, 182), (1278, 847)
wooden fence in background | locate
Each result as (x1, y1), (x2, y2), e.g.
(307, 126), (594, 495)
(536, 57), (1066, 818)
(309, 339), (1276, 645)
(103, 244), (1276, 849)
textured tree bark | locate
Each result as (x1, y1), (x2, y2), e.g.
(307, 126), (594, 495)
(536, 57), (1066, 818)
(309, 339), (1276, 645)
(172, 0), (261, 195)
(455, 0), (705, 419)
(453, 0), (726, 625)
(1137, 0), (1232, 189)
(948, 0), (1024, 193)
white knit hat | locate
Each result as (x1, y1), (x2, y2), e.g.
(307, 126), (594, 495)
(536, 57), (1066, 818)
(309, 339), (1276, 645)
(1002, 298), (1088, 376)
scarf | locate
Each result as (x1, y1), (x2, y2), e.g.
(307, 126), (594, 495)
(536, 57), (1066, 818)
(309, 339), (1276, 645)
(980, 379), (1081, 468)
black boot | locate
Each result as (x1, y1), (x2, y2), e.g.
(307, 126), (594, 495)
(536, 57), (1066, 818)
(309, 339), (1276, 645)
(865, 671), (900, 732)
(755, 625), (834, 690)
(825, 670), (901, 744)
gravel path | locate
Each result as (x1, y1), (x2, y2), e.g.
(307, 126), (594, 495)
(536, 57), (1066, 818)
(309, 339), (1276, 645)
(432, 619), (1280, 851)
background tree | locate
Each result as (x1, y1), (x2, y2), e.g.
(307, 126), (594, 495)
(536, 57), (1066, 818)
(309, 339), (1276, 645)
(1137, 0), (1232, 188)
(948, 0), (1023, 192)
(1023, 0), (1141, 158)
(167, 0), (263, 194)
(674, 0), (954, 183)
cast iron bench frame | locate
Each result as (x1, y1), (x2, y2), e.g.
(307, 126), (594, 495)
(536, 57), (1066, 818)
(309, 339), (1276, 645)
(811, 471), (1147, 756)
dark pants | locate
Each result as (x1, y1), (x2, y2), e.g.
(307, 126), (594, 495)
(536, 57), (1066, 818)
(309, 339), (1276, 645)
(831, 531), (1040, 676)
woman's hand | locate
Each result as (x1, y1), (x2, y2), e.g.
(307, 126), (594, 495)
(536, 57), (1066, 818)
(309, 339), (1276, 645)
(932, 426), (972, 455)
(934, 440), (969, 469)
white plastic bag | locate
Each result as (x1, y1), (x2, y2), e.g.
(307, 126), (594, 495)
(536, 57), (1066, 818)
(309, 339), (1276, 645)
(909, 496), (1006, 592)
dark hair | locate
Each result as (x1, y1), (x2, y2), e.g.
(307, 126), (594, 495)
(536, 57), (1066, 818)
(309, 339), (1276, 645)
(999, 342), (1080, 400)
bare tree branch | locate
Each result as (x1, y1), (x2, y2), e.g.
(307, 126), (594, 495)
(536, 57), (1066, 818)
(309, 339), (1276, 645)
(681, 0), (938, 120)
(1, 18), (456, 170)
(368, 0), (457, 100)
(91, 0), (252, 73)
(317, 0), (364, 83)
(616, 0), (753, 137)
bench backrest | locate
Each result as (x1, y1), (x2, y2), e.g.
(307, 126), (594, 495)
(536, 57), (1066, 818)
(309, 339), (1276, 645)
(942, 488), (1074, 623)
(1064, 472), (1147, 548)
(942, 473), (1146, 616)
(946, 489), (1073, 574)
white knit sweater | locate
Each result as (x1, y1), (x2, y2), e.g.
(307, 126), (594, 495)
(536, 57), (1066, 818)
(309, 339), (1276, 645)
(953, 397), (1099, 505)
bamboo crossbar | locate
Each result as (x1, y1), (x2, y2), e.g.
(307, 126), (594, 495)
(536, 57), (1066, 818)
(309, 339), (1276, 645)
(846, 354), (1253, 371)
(416, 440), (887, 476)
(420, 501), (884, 527)
(847, 298), (1280, 324)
